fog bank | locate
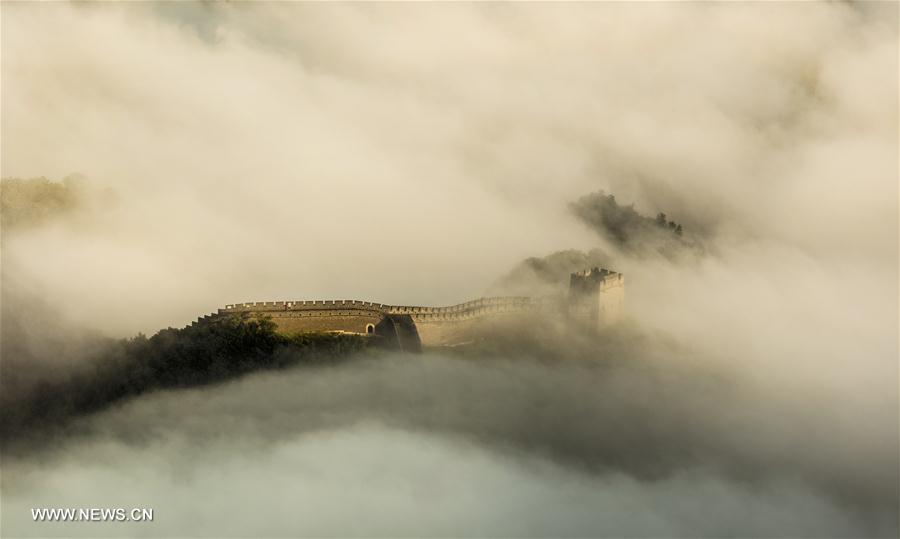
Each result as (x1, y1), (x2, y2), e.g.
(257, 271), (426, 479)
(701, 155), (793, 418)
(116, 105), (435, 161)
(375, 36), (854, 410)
(2, 353), (896, 537)
(1, 2), (897, 537)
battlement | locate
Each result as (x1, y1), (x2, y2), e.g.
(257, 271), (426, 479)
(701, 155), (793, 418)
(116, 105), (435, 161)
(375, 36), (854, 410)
(218, 296), (544, 321)
(220, 299), (389, 313)
(569, 267), (623, 289)
(197, 268), (622, 348)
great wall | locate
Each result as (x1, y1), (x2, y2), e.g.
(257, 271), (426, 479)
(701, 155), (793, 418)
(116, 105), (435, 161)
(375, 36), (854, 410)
(193, 267), (624, 351)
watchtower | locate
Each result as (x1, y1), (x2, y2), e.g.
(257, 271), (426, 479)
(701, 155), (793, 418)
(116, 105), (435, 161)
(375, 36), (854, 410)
(568, 267), (624, 328)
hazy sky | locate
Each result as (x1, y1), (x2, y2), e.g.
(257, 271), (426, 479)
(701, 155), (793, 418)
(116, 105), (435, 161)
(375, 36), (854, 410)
(3, 0), (896, 409)
(3, 2), (895, 330)
(1, 3), (897, 537)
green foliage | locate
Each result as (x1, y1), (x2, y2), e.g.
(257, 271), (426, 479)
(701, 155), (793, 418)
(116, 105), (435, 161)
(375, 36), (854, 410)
(7, 316), (370, 436)
(106, 314), (369, 394)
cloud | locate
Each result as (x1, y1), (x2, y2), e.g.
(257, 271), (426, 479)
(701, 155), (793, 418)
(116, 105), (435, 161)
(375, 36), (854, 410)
(2, 352), (895, 537)
(1, 2), (896, 536)
(3, 3), (893, 333)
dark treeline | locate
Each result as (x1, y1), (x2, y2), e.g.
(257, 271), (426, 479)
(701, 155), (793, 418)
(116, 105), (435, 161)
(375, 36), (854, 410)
(0, 316), (370, 445)
(569, 190), (693, 256)
(491, 189), (694, 297)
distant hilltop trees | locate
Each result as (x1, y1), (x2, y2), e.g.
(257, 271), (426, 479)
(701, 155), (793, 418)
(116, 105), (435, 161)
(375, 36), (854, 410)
(654, 212), (683, 236)
(492, 189), (697, 295)
(569, 190), (695, 257)
(0, 174), (115, 230)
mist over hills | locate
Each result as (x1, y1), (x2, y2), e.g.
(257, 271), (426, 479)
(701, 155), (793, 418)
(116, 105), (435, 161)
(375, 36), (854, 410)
(2, 2), (897, 537)
(2, 174), (897, 536)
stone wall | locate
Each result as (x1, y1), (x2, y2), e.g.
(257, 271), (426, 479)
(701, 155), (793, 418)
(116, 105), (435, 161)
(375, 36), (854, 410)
(568, 267), (625, 329)
(197, 296), (548, 348)
(253, 310), (385, 335)
(191, 268), (623, 350)
(597, 272), (625, 326)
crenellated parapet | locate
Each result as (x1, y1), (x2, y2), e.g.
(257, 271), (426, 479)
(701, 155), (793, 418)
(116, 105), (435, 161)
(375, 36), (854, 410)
(219, 299), (389, 313)
(215, 296), (548, 322)
(387, 296), (547, 321)
(192, 267), (622, 348)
